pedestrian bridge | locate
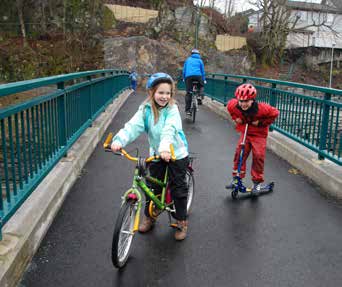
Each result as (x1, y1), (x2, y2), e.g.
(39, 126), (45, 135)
(0, 70), (342, 287)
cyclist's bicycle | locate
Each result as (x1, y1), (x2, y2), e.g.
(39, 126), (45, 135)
(103, 133), (195, 268)
(188, 80), (202, 123)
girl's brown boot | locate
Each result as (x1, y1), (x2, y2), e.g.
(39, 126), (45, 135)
(174, 220), (188, 241)
(138, 216), (155, 233)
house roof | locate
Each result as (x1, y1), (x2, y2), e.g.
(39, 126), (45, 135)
(286, 1), (341, 14)
(236, 9), (258, 17)
(241, 1), (341, 16)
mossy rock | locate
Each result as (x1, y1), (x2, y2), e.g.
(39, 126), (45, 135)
(103, 6), (117, 30)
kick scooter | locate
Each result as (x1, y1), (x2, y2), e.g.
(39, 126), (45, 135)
(226, 124), (274, 199)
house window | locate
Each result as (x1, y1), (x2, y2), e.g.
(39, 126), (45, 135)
(322, 13), (327, 23)
(326, 13), (334, 24)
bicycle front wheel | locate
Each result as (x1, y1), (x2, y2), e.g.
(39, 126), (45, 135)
(112, 200), (137, 268)
(186, 169), (195, 214)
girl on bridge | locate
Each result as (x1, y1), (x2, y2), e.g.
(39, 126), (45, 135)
(226, 83), (279, 194)
(111, 72), (190, 240)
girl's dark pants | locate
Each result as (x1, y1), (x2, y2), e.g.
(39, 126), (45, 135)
(144, 157), (189, 221)
(131, 80), (137, 92)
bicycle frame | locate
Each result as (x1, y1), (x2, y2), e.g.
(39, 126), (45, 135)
(122, 162), (174, 232)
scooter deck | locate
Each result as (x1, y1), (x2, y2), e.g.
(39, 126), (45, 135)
(231, 182), (274, 199)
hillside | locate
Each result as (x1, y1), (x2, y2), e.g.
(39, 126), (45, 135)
(0, 0), (340, 90)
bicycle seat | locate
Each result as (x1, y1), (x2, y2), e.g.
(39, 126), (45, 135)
(191, 81), (201, 92)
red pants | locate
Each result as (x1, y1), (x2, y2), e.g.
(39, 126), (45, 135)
(232, 135), (267, 183)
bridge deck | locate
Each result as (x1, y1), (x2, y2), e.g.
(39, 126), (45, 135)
(20, 91), (342, 287)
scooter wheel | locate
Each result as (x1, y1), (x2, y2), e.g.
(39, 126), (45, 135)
(231, 190), (238, 199)
(269, 182), (275, 192)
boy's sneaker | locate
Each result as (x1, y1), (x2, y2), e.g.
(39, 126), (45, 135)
(138, 216), (155, 233)
(251, 182), (262, 195)
(225, 178), (238, 189)
(186, 111), (192, 118)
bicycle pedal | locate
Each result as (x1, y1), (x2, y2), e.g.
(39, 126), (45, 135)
(170, 223), (178, 229)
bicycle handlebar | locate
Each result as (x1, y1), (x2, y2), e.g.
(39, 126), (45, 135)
(103, 133), (176, 162)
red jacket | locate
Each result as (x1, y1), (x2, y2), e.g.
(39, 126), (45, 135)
(227, 99), (279, 138)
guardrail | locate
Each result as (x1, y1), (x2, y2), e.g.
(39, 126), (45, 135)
(177, 73), (342, 166)
(0, 69), (130, 239)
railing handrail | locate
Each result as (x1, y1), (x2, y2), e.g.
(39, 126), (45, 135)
(206, 73), (342, 96)
(0, 69), (129, 97)
(0, 70), (131, 239)
(178, 73), (342, 166)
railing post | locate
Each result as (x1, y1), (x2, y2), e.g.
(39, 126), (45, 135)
(224, 75), (228, 104)
(318, 92), (331, 160)
(87, 76), (93, 121)
(57, 82), (67, 148)
(211, 75), (215, 101)
(270, 83), (277, 107)
(101, 72), (106, 100)
(0, 217), (2, 240)
(269, 83), (277, 132)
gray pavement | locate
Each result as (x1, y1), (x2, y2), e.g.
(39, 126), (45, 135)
(19, 91), (342, 287)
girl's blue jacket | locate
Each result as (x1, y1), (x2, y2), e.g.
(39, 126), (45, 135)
(112, 102), (189, 159)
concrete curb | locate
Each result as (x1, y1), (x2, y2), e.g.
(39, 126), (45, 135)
(0, 90), (131, 287)
(202, 96), (342, 200)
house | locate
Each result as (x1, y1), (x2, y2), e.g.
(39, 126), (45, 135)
(245, 1), (342, 49)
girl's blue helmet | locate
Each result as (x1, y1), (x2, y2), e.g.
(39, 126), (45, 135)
(146, 72), (173, 89)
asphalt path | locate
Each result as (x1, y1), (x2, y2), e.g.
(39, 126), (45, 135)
(20, 91), (342, 287)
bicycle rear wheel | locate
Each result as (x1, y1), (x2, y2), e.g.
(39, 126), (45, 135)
(186, 169), (195, 214)
(192, 107), (196, 123)
(112, 200), (137, 268)
(170, 168), (195, 219)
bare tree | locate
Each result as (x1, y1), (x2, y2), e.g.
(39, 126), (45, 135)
(325, 0), (342, 11)
(209, 0), (216, 8)
(197, 0), (207, 7)
(16, 0), (27, 47)
(224, 0), (235, 18)
(251, 0), (337, 65)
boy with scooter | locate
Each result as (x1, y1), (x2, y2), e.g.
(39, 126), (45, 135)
(226, 83), (279, 196)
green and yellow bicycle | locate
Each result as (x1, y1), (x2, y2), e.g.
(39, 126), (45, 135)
(104, 133), (195, 268)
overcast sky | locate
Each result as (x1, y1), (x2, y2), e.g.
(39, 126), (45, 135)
(194, 0), (322, 13)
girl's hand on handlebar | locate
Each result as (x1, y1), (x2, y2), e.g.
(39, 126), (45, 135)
(160, 151), (171, 162)
(111, 142), (122, 152)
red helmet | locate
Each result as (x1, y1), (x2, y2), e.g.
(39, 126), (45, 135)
(235, 84), (257, 100)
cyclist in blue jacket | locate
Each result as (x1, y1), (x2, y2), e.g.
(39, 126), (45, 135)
(182, 49), (206, 116)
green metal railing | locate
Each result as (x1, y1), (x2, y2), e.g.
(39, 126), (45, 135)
(178, 73), (342, 166)
(0, 70), (130, 239)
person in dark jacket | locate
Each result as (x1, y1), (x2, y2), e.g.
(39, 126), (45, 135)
(129, 70), (138, 96)
(182, 49), (206, 116)
(226, 83), (279, 194)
